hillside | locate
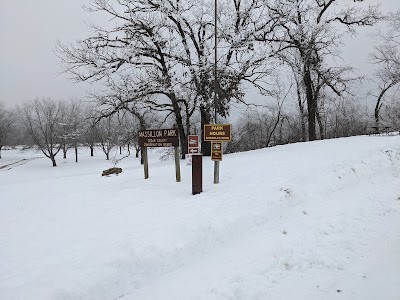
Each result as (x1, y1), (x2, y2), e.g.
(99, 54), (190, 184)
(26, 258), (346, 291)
(1, 135), (400, 300)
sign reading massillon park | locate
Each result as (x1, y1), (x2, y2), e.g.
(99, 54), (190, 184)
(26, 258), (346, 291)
(138, 128), (181, 182)
(204, 124), (232, 142)
(138, 129), (179, 147)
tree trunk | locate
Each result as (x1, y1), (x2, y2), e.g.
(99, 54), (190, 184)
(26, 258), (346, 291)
(278, 119), (284, 144)
(374, 98), (382, 126)
(303, 67), (317, 141)
(200, 105), (211, 156)
(106, 152), (109, 160)
(75, 142), (78, 163)
(300, 114), (307, 142)
(171, 95), (187, 159)
(0, 145), (2, 159)
(140, 146), (144, 165)
(51, 155), (57, 167)
(176, 121), (187, 159)
(334, 115), (339, 138)
(63, 144), (67, 159)
(135, 146), (140, 158)
(120, 146), (122, 155)
(375, 82), (396, 126)
(266, 115), (281, 147)
(296, 81), (307, 142)
(316, 109), (325, 140)
(90, 146), (94, 157)
(186, 112), (191, 145)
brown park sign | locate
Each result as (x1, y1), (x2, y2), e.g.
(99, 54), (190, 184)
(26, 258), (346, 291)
(211, 142), (222, 161)
(188, 135), (199, 148)
(139, 129), (179, 147)
(204, 124), (232, 142)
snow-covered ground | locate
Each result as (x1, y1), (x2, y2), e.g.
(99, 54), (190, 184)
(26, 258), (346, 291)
(1, 135), (400, 300)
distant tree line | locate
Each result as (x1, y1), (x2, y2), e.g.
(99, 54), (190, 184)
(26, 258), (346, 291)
(0, 98), (153, 166)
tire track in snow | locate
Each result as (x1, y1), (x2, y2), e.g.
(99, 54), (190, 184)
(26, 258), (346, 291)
(0, 157), (42, 171)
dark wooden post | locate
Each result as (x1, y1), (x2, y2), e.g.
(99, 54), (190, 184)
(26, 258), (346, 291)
(174, 146), (181, 182)
(75, 141), (78, 163)
(142, 146), (149, 179)
(192, 154), (203, 195)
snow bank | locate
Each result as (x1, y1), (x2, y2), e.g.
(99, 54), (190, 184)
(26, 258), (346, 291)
(1, 135), (399, 299)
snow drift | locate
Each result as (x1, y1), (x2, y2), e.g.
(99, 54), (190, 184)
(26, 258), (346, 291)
(1, 135), (400, 299)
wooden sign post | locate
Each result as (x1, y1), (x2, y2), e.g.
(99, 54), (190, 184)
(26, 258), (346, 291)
(192, 154), (203, 195)
(138, 128), (180, 182)
(142, 146), (149, 179)
(174, 145), (181, 182)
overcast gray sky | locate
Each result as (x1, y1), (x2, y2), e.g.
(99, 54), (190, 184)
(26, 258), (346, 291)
(0, 0), (399, 108)
(0, 0), (97, 107)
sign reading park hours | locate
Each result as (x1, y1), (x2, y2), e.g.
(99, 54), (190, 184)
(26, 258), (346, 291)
(138, 129), (179, 147)
(204, 124), (232, 142)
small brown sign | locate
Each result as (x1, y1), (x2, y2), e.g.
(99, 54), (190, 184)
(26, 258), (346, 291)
(211, 142), (222, 161)
(204, 124), (232, 142)
(138, 129), (179, 147)
(188, 148), (199, 154)
(188, 135), (199, 148)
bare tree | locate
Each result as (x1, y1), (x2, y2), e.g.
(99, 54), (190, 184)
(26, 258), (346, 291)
(0, 102), (15, 158)
(84, 125), (97, 157)
(56, 0), (280, 157)
(81, 104), (99, 157)
(58, 100), (83, 161)
(258, 0), (381, 141)
(371, 10), (400, 126)
(229, 77), (291, 152)
(19, 98), (65, 167)
(61, 100), (86, 162)
(316, 92), (369, 138)
(382, 93), (400, 129)
(117, 111), (146, 158)
(93, 114), (123, 160)
(56, 0), (194, 157)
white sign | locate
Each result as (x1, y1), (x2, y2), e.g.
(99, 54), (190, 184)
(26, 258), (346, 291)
(185, 154), (193, 165)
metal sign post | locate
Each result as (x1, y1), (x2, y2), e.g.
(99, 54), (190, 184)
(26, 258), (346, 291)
(214, 0), (219, 184)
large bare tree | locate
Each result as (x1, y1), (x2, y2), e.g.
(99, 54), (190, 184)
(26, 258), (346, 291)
(56, 0), (279, 156)
(257, 0), (381, 141)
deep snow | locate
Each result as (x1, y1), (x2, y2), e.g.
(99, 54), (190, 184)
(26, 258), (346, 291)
(1, 135), (400, 300)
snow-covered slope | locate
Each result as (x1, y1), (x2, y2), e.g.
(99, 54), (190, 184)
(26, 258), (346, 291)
(1, 135), (400, 300)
